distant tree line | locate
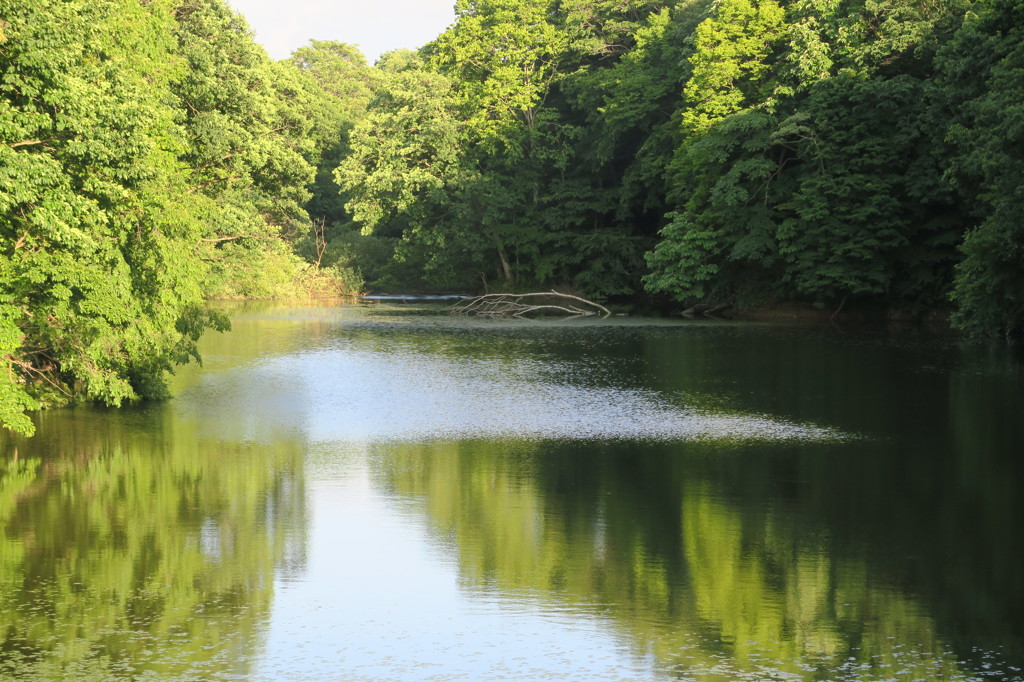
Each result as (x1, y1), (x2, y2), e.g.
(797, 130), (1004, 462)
(2, 0), (1022, 432)
(334, 0), (1023, 343)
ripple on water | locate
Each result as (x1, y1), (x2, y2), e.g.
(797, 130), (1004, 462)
(179, 344), (849, 445)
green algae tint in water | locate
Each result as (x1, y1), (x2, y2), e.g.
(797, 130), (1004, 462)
(1, 302), (1022, 681)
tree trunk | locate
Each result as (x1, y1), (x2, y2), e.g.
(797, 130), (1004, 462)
(496, 240), (514, 284)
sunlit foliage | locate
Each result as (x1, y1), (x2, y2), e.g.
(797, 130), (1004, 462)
(3, 0), (1022, 432)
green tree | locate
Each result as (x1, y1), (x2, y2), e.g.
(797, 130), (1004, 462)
(773, 75), (960, 305)
(429, 0), (567, 155)
(681, 0), (785, 135)
(288, 41), (376, 230)
(426, 0), (571, 286)
(1, 0), (224, 434)
(171, 0), (317, 298)
(940, 0), (1024, 339)
(335, 63), (484, 290)
(644, 0), (785, 303)
(645, 0), (970, 311)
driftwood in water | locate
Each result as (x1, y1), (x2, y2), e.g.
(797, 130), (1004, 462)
(681, 301), (733, 317)
(450, 291), (611, 319)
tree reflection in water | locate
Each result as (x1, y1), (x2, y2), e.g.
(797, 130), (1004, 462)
(371, 436), (1021, 680)
(0, 407), (307, 679)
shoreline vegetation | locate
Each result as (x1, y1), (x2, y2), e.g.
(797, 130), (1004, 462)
(3, 0), (1023, 434)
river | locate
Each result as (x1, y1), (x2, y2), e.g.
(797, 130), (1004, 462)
(1, 302), (1022, 680)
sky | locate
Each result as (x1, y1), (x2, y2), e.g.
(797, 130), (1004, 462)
(226, 0), (457, 63)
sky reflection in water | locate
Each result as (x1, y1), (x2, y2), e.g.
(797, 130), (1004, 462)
(2, 303), (1021, 680)
(179, 310), (847, 445)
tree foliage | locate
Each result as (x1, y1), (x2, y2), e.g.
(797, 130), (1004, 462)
(939, 0), (1024, 339)
(1, 0), (221, 434)
(327, 0), (1016, 333)
(0, 0), (341, 433)
(3, 0), (1023, 432)
(644, 0), (973, 313)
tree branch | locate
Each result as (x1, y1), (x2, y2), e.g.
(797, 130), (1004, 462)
(189, 175), (241, 194)
(199, 234), (265, 243)
(450, 291), (610, 318)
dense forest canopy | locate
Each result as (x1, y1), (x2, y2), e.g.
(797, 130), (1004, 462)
(2, 0), (1022, 432)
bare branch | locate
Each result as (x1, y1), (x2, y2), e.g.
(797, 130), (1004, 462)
(8, 356), (73, 397)
(312, 216), (327, 268)
(450, 291), (610, 319)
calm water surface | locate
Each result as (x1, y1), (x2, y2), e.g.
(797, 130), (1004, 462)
(1, 302), (1022, 680)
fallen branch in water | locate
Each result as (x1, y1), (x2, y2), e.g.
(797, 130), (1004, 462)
(449, 291), (611, 318)
(681, 301), (733, 317)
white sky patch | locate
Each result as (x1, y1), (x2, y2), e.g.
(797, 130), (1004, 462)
(227, 0), (457, 63)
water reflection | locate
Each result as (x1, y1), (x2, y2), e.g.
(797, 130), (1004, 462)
(371, 434), (1022, 681)
(181, 304), (848, 445)
(1, 302), (1021, 680)
(0, 406), (307, 679)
